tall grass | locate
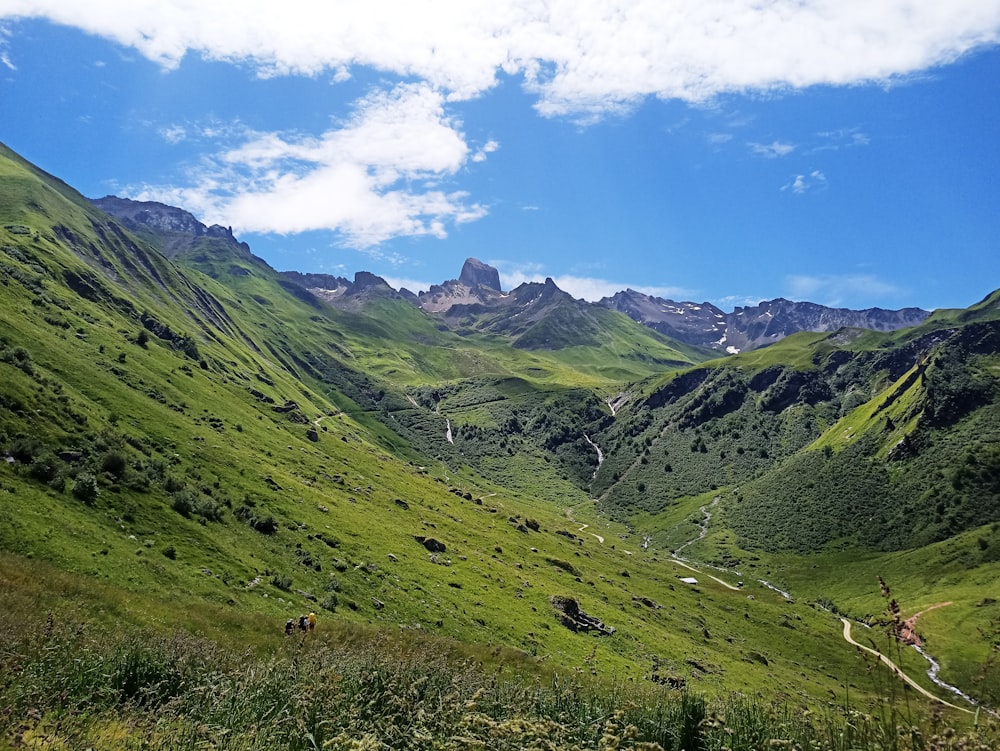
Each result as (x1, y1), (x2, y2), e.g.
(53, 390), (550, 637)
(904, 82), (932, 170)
(1, 609), (995, 750)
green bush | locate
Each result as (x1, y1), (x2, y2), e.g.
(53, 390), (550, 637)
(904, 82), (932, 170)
(72, 472), (99, 504)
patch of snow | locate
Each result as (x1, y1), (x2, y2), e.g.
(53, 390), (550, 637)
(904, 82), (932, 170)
(726, 346), (741, 354)
(679, 577), (698, 585)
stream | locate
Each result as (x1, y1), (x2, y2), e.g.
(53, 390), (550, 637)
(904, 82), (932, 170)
(664, 496), (980, 707)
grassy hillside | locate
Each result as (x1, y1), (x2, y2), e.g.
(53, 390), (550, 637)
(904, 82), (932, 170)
(1, 140), (998, 746)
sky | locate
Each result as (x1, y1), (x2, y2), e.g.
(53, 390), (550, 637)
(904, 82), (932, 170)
(1, 2), (999, 312)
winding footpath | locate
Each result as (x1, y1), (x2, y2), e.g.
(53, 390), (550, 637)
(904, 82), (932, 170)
(840, 618), (973, 713)
(662, 498), (984, 711)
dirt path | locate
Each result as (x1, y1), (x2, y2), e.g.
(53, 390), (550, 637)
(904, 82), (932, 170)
(900, 602), (953, 645)
(576, 523), (604, 544)
(840, 618), (972, 713)
(669, 557), (741, 591)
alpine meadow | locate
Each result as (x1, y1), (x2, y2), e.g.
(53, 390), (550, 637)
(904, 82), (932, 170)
(1, 138), (999, 750)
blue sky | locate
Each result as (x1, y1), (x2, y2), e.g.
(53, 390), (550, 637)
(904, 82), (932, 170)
(1, 2), (999, 312)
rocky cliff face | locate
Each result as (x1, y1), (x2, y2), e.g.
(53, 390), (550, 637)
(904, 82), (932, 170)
(723, 298), (931, 351)
(599, 289), (930, 352)
(417, 257), (507, 313)
(457, 257), (502, 291)
(90, 195), (254, 261)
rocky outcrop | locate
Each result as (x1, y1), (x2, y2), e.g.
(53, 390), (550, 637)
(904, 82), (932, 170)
(600, 290), (930, 352)
(458, 257), (502, 291)
(550, 595), (615, 635)
(414, 536), (446, 553)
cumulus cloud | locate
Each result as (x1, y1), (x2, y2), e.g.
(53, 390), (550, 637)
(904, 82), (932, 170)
(5, 1), (999, 246)
(134, 83), (488, 246)
(786, 273), (903, 306)
(4, 1), (999, 114)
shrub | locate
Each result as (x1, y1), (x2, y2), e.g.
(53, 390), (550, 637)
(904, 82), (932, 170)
(2, 346), (34, 375)
(170, 490), (196, 517)
(72, 472), (99, 504)
(101, 450), (128, 480)
(320, 593), (338, 612)
(27, 452), (60, 484)
(271, 573), (292, 591)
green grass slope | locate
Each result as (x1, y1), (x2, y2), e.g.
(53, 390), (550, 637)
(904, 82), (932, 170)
(0, 139), (935, 721)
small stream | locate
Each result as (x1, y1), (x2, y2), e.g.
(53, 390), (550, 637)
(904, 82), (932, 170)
(583, 434), (604, 478)
(660, 494), (982, 706)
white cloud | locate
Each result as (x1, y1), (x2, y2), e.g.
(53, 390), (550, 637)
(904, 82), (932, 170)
(160, 125), (187, 144)
(6, 1), (999, 246)
(133, 83), (488, 246)
(381, 276), (435, 294)
(707, 132), (733, 145)
(4, 1), (999, 115)
(748, 140), (796, 158)
(717, 294), (767, 309)
(786, 273), (903, 306)
(495, 263), (693, 301)
(0, 23), (14, 70)
(471, 139), (499, 163)
(812, 127), (871, 152)
(781, 169), (828, 193)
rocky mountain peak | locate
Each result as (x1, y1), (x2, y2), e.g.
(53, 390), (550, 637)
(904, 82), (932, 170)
(91, 196), (206, 236)
(353, 271), (392, 291)
(458, 257), (502, 291)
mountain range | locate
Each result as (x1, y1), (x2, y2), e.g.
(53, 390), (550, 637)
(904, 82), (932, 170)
(94, 195), (931, 354)
(3, 140), (999, 730)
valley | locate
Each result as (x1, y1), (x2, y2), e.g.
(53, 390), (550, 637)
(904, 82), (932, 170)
(1, 139), (998, 748)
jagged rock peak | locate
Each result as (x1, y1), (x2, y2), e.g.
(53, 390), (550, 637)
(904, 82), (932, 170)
(353, 271), (392, 291)
(458, 258), (501, 292)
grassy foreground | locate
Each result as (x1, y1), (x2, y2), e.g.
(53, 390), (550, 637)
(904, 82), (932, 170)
(2, 563), (997, 751)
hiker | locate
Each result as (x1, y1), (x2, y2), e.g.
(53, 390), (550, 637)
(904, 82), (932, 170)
(298, 615), (308, 632)
(307, 611), (316, 632)
(284, 618), (294, 635)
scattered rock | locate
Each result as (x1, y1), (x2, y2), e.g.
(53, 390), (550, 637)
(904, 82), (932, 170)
(394, 499), (410, 510)
(550, 595), (615, 635)
(413, 535), (446, 553)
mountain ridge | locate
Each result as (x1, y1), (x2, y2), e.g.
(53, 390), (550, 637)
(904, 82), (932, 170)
(88, 196), (933, 353)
